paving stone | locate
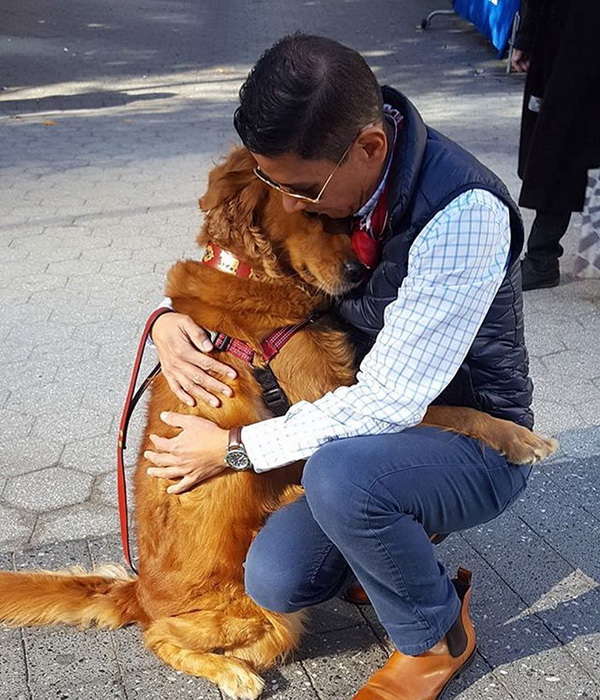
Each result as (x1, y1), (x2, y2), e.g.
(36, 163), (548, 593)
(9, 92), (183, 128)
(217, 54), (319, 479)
(6, 319), (73, 349)
(30, 677), (127, 700)
(13, 273), (68, 294)
(0, 288), (32, 308)
(80, 246), (133, 263)
(70, 318), (143, 348)
(305, 596), (365, 635)
(111, 624), (161, 672)
(48, 302), (113, 325)
(0, 247), (29, 264)
(80, 374), (128, 412)
(532, 377), (600, 407)
(0, 323), (12, 344)
(0, 260), (48, 280)
(0, 408), (35, 439)
(30, 503), (118, 546)
(132, 246), (185, 264)
(13, 538), (92, 573)
(37, 246), (84, 265)
(541, 457), (600, 520)
(24, 626), (121, 694)
(60, 433), (125, 475)
(0, 435), (64, 478)
(7, 381), (85, 414)
(462, 506), (574, 605)
(260, 662), (318, 700)
(543, 350), (600, 381)
(31, 406), (113, 444)
(48, 234), (112, 254)
(99, 259), (157, 277)
(28, 337), (100, 364)
(2, 303), (51, 325)
(46, 259), (101, 277)
(0, 505), (36, 551)
(298, 625), (388, 700)
(445, 655), (514, 700)
(512, 470), (600, 580)
(91, 466), (135, 509)
(553, 279), (600, 303)
(0, 358), (59, 394)
(4, 466), (94, 512)
(0, 626), (30, 699)
(576, 399), (600, 428)
(553, 429), (600, 460)
(531, 399), (584, 437)
(87, 532), (125, 569)
(122, 666), (220, 699)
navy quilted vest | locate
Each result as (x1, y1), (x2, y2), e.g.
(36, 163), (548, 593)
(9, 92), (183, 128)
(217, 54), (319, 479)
(337, 87), (534, 429)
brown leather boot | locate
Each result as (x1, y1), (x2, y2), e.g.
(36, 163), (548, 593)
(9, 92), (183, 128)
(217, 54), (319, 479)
(352, 568), (476, 700)
(343, 581), (372, 606)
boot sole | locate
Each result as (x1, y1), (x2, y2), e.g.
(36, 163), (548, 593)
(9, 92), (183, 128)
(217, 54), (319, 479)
(436, 646), (477, 700)
(522, 278), (560, 291)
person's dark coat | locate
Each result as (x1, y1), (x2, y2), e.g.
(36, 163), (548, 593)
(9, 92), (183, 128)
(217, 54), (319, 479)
(515, 0), (600, 213)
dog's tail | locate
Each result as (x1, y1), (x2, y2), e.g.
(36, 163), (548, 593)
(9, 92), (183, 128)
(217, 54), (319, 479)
(0, 564), (141, 629)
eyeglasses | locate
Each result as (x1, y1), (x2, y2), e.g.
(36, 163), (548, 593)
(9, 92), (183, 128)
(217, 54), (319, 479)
(253, 141), (353, 205)
(253, 138), (357, 205)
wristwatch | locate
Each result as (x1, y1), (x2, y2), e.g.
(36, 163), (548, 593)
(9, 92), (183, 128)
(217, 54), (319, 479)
(224, 426), (253, 471)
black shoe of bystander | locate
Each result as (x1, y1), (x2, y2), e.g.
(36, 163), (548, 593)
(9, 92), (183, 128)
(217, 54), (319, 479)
(521, 256), (560, 291)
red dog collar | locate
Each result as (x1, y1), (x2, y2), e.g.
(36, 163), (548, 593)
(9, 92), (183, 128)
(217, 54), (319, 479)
(201, 241), (253, 278)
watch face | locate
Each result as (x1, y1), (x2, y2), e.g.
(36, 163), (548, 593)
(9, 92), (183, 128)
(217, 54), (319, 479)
(226, 448), (251, 471)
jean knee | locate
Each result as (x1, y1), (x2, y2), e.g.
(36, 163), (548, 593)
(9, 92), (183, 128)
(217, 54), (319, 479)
(244, 541), (305, 613)
(302, 441), (364, 530)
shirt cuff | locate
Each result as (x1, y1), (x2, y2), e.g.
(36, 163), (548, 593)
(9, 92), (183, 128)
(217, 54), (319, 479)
(241, 419), (300, 473)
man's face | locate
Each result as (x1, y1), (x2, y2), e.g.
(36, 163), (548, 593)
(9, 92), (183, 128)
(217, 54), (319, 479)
(251, 124), (389, 220)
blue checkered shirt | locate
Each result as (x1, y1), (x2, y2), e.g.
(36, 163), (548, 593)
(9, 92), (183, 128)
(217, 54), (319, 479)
(242, 188), (511, 472)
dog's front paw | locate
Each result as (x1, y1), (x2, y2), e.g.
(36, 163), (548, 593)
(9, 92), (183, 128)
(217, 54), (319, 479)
(219, 662), (265, 700)
(504, 430), (559, 465)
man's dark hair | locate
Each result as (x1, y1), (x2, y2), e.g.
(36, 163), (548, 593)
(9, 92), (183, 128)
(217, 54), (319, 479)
(234, 33), (384, 162)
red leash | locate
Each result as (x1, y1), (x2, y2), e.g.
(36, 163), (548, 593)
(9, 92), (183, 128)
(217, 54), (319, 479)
(117, 307), (173, 574)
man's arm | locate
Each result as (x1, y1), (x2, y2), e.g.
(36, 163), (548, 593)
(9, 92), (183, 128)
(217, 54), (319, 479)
(242, 189), (512, 472)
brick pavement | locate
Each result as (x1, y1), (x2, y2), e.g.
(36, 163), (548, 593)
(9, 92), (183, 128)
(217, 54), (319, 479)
(0, 0), (599, 698)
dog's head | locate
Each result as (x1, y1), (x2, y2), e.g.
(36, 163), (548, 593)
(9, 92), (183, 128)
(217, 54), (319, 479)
(198, 147), (366, 296)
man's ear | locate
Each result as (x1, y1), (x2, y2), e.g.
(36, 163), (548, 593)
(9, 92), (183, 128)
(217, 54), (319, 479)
(199, 147), (258, 211)
(356, 126), (388, 163)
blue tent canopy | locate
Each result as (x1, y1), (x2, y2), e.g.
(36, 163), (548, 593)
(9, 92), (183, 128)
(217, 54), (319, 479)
(453, 0), (520, 56)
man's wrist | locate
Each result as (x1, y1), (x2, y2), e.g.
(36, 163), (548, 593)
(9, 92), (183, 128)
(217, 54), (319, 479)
(149, 307), (176, 343)
(224, 426), (254, 471)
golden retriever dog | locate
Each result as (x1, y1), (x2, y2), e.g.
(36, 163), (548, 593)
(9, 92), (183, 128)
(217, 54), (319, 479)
(0, 147), (557, 699)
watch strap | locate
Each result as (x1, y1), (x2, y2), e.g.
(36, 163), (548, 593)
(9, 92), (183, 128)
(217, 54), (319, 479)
(228, 426), (243, 449)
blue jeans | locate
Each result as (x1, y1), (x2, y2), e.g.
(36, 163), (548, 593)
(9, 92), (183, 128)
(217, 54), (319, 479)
(244, 426), (531, 655)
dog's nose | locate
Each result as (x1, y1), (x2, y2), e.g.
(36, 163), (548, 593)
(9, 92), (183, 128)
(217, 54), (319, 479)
(343, 259), (368, 284)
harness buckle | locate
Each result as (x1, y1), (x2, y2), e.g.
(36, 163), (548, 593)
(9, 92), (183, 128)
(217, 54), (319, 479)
(252, 366), (291, 417)
(213, 333), (233, 352)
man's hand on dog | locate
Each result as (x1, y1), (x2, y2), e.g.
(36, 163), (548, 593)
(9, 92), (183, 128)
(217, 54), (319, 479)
(152, 312), (237, 408)
(145, 412), (228, 494)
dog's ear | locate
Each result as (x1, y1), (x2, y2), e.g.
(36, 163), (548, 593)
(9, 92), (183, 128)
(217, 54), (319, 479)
(199, 147), (259, 212)
(198, 147), (274, 274)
